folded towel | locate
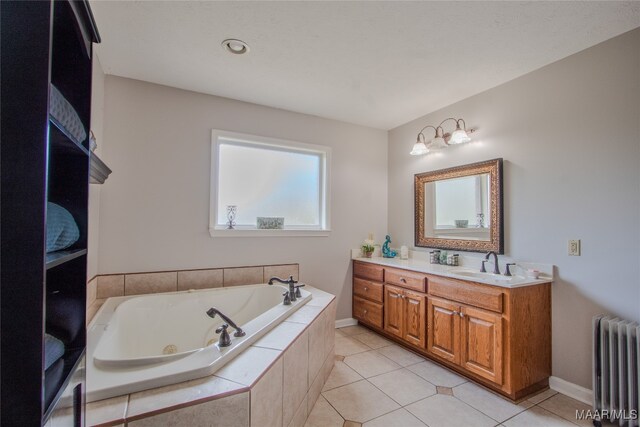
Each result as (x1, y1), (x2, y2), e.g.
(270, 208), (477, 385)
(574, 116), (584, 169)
(46, 202), (80, 253)
(49, 84), (87, 144)
(44, 333), (65, 371)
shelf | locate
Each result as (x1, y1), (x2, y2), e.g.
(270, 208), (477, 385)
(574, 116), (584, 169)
(49, 118), (90, 156)
(46, 249), (87, 270)
(90, 152), (112, 184)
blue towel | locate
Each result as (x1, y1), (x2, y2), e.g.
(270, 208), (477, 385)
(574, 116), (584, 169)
(49, 84), (87, 144)
(44, 333), (65, 370)
(46, 202), (80, 253)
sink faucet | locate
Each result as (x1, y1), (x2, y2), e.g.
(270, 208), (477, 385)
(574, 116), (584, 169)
(206, 307), (246, 346)
(268, 275), (298, 302)
(483, 251), (501, 275)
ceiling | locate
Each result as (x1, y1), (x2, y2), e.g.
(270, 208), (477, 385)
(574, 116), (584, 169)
(91, 1), (640, 130)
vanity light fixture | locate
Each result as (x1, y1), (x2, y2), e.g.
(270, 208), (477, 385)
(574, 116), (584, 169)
(410, 118), (474, 156)
(222, 39), (250, 55)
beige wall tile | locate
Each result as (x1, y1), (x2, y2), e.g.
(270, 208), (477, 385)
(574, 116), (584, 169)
(86, 298), (106, 325)
(86, 395), (128, 427)
(250, 358), (283, 427)
(287, 394), (307, 427)
(323, 302), (336, 359)
(125, 271), (177, 295)
(127, 374), (246, 419)
(177, 269), (223, 291)
(96, 275), (124, 298)
(283, 330), (309, 427)
(307, 311), (325, 386)
(322, 346), (336, 384)
(87, 277), (97, 307)
(307, 369), (324, 416)
(263, 264), (299, 282)
(127, 391), (249, 427)
(224, 267), (264, 287)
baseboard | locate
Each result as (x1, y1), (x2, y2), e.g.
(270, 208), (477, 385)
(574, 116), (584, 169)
(335, 317), (358, 328)
(549, 376), (592, 405)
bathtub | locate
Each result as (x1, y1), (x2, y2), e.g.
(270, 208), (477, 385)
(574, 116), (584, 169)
(86, 283), (311, 402)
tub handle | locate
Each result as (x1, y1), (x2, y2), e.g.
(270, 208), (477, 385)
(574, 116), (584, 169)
(294, 284), (306, 298)
(215, 324), (232, 347)
(283, 291), (292, 306)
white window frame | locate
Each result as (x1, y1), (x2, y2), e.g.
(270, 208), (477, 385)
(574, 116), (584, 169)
(209, 129), (331, 237)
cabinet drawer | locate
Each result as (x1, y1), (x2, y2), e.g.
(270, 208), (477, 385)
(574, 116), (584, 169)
(353, 296), (383, 328)
(353, 277), (384, 303)
(354, 261), (384, 282)
(385, 267), (426, 293)
(428, 276), (503, 313)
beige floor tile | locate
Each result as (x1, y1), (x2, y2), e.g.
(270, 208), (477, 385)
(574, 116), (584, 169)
(454, 382), (532, 422)
(503, 406), (577, 427)
(304, 396), (343, 427)
(406, 360), (467, 387)
(343, 351), (401, 378)
(351, 331), (393, 349)
(335, 329), (346, 337)
(322, 361), (363, 391)
(375, 344), (424, 367)
(337, 325), (368, 336)
(363, 408), (427, 427)
(334, 335), (370, 357)
(322, 380), (399, 423)
(253, 321), (307, 351)
(538, 393), (593, 427)
(368, 368), (436, 406)
(526, 388), (558, 404)
(405, 394), (496, 427)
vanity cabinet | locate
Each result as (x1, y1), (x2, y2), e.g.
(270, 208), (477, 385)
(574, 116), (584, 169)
(428, 297), (502, 384)
(384, 285), (426, 348)
(352, 260), (551, 401)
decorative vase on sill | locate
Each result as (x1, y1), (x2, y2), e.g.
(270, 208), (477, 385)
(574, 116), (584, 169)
(364, 251), (374, 258)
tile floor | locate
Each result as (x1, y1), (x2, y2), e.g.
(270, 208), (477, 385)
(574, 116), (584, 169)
(305, 325), (596, 427)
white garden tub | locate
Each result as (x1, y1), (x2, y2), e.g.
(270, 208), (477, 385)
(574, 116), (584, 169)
(86, 283), (311, 402)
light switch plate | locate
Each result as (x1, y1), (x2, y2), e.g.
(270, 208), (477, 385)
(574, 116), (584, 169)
(568, 239), (581, 256)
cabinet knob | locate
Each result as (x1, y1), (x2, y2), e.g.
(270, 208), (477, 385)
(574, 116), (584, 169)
(459, 312), (465, 318)
(363, 309), (368, 315)
(364, 287), (368, 291)
(400, 278), (407, 283)
(452, 311), (458, 316)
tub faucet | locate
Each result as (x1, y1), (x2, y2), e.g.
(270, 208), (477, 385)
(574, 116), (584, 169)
(206, 308), (246, 343)
(268, 275), (298, 302)
(483, 251), (501, 275)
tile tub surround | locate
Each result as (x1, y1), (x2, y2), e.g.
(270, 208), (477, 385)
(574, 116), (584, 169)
(308, 327), (598, 427)
(86, 285), (335, 427)
(86, 263), (299, 323)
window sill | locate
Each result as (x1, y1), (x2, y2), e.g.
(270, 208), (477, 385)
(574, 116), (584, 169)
(209, 228), (331, 238)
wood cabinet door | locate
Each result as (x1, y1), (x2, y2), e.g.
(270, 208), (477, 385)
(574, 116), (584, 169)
(403, 290), (426, 348)
(427, 297), (460, 364)
(460, 305), (503, 385)
(384, 285), (404, 338)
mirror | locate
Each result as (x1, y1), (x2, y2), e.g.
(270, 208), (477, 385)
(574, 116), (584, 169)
(415, 158), (503, 253)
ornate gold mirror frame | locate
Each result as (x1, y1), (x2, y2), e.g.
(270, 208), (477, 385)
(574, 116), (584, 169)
(415, 158), (504, 253)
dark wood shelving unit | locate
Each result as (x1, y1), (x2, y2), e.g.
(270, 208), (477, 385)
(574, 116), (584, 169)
(1, 1), (100, 425)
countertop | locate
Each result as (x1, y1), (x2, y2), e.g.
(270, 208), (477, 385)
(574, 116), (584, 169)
(354, 256), (552, 288)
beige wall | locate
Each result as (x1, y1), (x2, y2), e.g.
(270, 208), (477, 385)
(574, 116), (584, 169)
(88, 53), (105, 280)
(388, 28), (640, 389)
(98, 76), (388, 319)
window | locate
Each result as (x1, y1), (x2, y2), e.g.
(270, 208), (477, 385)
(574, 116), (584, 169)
(210, 130), (331, 236)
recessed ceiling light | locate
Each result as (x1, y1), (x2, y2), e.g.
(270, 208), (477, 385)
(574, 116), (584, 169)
(222, 39), (249, 55)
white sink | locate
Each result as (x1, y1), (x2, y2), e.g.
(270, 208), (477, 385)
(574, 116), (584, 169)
(451, 270), (514, 282)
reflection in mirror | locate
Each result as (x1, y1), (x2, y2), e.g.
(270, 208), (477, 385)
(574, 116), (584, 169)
(425, 173), (490, 241)
(415, 158), (503, 253)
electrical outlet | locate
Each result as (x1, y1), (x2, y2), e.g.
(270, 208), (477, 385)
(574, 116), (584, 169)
(568, 239), (581, 256)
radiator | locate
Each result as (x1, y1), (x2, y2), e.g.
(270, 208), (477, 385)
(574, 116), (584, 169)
(593, 315), (640, 427)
